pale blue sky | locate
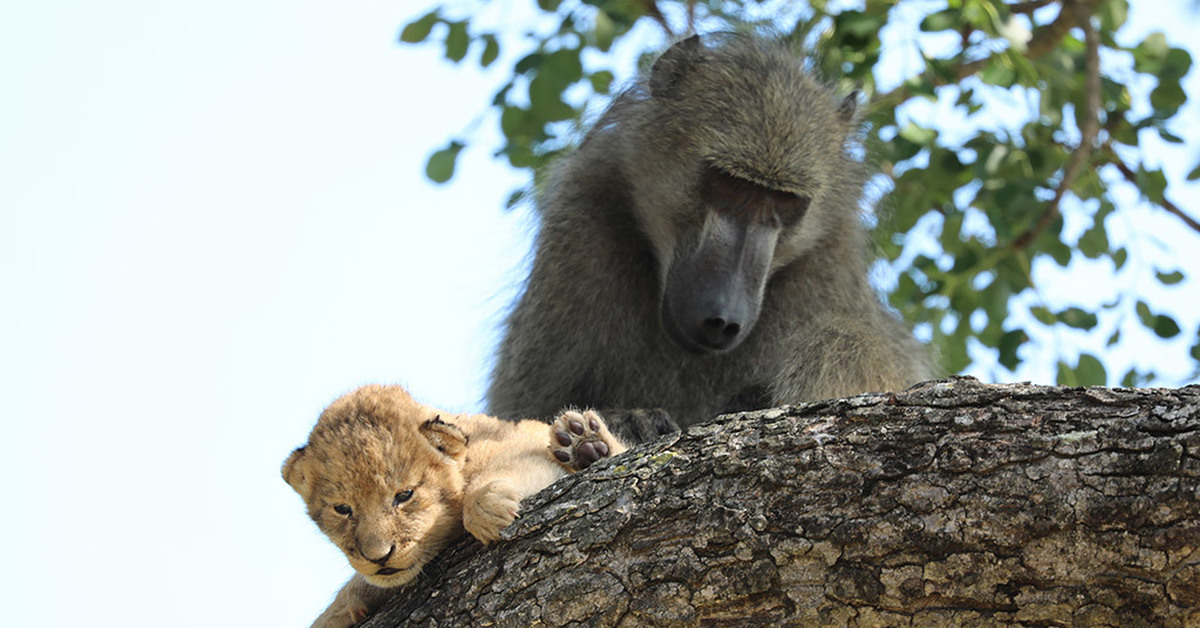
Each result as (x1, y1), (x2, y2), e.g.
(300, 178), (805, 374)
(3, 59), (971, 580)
(0, 2), (1196, 626)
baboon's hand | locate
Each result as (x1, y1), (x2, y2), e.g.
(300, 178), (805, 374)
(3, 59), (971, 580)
(598, 408), (680, 445)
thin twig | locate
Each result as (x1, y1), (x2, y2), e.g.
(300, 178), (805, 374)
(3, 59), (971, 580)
(1011, 0), (1101, 250)
(1104, 142), (1200, 233)
(639, 0), (674, 38)
(1009, 0), (1058, 15)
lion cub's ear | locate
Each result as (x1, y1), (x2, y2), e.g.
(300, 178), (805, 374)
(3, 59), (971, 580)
(419, 416), (467, 461)
(282, 446), (317, 501)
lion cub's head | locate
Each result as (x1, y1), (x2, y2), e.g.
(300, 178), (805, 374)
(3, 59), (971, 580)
(283, 385), (468, 587)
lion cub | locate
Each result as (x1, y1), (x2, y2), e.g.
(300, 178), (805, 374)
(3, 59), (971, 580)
(283, 384), (626, 628)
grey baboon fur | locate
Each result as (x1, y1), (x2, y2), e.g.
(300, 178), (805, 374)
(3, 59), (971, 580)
(487, 33), (934, 432)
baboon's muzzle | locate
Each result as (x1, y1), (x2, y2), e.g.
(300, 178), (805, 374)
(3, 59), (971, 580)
(661, 211), (777, 354)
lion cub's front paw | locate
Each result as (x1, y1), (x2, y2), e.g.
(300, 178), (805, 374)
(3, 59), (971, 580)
(551, 409), (624, 471)
(310, 588), (370, 628)
(463, 480), (521, 544)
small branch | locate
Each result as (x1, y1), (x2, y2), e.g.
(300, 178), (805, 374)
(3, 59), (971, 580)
(1011, 0), (1101, 250)
(1009, 0), (1057, 14)
(638, 0), (674, 38)
(1104, 142), (1200, 234)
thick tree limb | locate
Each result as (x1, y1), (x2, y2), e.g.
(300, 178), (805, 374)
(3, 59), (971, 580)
(357, 378), (1199, 626)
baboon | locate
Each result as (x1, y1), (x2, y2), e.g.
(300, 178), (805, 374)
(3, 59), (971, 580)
(488, 33), (934, 437)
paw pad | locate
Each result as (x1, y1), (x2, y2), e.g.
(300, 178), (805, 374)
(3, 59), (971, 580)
(551, 410), (617, 470)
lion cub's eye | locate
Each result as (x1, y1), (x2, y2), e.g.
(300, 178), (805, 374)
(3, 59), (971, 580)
(333, 504), (352, 516)
(393, 490), (414, 507)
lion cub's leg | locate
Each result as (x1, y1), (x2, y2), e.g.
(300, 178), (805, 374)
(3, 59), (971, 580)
(310, 574), (390, 628)
(462, 478), (523, 544)
(551, 409), (628, 471)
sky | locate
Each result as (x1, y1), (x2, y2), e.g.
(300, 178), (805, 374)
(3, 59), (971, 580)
(0, 2), (1197, 626)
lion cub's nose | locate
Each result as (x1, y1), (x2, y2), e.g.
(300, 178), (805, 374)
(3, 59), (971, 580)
(359, 539), (395, 564)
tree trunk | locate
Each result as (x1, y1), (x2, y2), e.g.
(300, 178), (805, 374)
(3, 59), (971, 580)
(361, 377), (1200, 626)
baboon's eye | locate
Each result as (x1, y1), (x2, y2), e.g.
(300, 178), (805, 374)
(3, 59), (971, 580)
(393, 490), (414, 507)
(333, 504), (352, 516)
(771, 192), (810, 227)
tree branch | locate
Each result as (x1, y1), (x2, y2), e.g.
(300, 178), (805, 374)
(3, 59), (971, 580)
(358, 378), (1200, 626)
(1104, 141), (1200, 234)
(1011, 0), (1102, 250)
(1008, 0), (1057, 15)
(637, 0), (674, 38)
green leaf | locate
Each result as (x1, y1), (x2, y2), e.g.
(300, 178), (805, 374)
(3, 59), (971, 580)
(920, 8), (960, 32)
(1030, 306), (1056, 325)
(1112, 247), (1128, 270)
(980, 59), (1016, 87)
(514, 52), (543, 75)
(593, 10), (616, 52)
(1155, 315), (1181, 339)
(898, 123), (937, 145)
(1158, 128), (1184, 144)
(1156, 269), (1185, 285)
(1106, 329), (1120, 347)
(1188, 161), (1200, 181)
(444, 21), (469, 63)
(1055, 360), (1072, 386)
(1136, 300), (1181, 338)
(537, 0), (562, 10)
(1135, 167), (1167, 204)
(528, 73), (574, 122)
(1120, 368), (1153, 388)
(425, 141), (464, 183)
(997, 329), (1026, 370)
(1191, 328), (1200, 362)
(1043, 236), (1073, 267)
(590, 70), (614, 94)
(837, 10), (885, 38)
(491, 81), (513, 106)
(1077, 223), (1109, 259)
(544, 49), (584, 84)
(479, 35), (500, 68)
(500, 106), (532, 137)
(1058, 307), (1098, 331)
(1133, 33), (1170, 75)
(1135, 300), (1152, 324)
(1150, 81), (1186, 116)
(1098, 0), (1128, 32)
(504, 188), (528, 210)
(399, 10), (440, 43)
(1162, 47), (1193, 81)
(1075, 354), (1107, 386)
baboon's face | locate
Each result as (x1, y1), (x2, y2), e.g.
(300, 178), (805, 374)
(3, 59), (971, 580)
(657, 166), (810, 354)
(629, 35), (853, 355)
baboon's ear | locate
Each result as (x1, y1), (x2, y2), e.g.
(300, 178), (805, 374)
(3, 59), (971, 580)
(650, 34), (702, 100)
(419, 415), (468, 461)
(282, 446), (317, 501)
(838, 89), (861, 124)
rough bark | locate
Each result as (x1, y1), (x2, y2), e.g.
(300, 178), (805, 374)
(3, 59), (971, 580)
(362, 377), (1200, 627)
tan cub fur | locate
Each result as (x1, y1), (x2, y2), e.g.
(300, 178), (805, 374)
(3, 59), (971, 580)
(283, 384), (625, 628)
